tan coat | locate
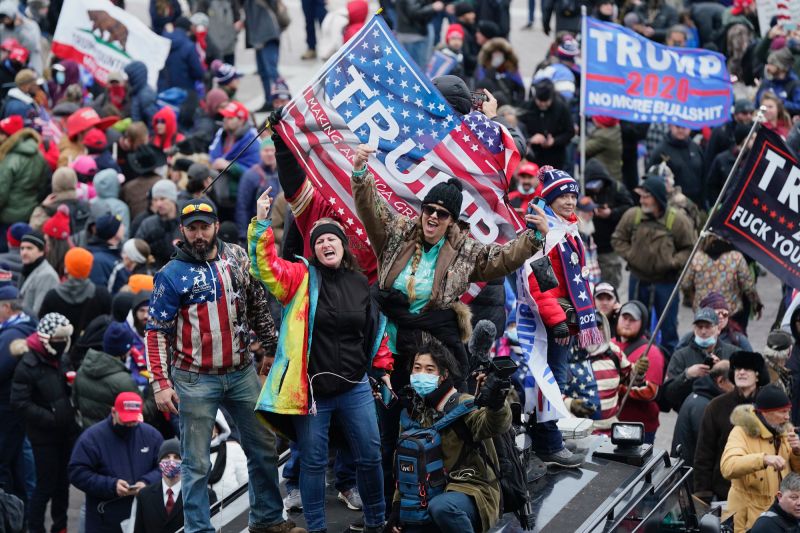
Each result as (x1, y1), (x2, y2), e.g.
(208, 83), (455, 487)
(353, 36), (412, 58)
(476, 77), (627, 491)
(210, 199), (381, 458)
(351, 171), (543, 341)
(720, 404), (800, 532)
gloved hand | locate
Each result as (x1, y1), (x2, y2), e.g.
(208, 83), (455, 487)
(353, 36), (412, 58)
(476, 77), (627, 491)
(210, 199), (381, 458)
(384, 502), (401, 533)
(569, 398), (595, 418)
(552, 321), (570, 346)
(268, 106), (285, 127)
(634, 356), (650, 376)
(480, 373), (511, 410)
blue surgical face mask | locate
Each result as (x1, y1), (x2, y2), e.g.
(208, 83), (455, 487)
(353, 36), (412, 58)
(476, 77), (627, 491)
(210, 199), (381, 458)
(694, 335), (716, 349)
(410, 373), (440, 397)
(55, 71), (66, 85)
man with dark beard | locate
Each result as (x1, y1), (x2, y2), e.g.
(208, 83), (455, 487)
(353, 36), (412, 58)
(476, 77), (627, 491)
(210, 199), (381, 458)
(145, 202), (301, 533)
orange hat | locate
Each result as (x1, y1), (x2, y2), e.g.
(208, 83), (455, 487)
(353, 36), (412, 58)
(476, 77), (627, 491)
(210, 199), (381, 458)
(128, 274), (154, 293)
(0, 115), (23, 136)
(64, 247), (94, 279)
(219, 101), (249, 121)
(42, 204), (72, 240)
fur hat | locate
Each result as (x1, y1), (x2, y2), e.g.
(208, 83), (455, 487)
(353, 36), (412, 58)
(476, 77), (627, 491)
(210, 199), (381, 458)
(763, 329), (794, 364)
(728, 351), (770, 387)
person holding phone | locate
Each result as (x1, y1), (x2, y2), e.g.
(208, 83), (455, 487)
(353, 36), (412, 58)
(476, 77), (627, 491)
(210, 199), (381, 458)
(249, 188), (391, 533)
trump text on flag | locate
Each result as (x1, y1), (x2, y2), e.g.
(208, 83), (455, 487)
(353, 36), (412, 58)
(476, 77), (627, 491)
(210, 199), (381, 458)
(583, 17), (732, 129)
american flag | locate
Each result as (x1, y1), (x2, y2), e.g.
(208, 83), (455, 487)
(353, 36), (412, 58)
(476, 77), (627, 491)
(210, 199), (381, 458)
(275, 15), (524, 281)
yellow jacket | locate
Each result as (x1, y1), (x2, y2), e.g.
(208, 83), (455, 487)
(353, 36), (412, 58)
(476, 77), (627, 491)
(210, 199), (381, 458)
(720, 404), (800, 532)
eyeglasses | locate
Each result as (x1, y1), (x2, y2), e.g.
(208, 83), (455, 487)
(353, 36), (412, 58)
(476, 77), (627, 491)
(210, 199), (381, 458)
(422, 204), (452, 220)
(181, 203), (214, 215)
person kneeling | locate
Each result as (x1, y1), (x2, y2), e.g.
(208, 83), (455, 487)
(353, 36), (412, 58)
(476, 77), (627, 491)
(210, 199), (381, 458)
(387, 339), (511, 533)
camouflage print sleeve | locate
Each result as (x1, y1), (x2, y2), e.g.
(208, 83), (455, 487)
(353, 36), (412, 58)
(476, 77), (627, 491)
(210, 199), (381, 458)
(246, 274), (278, 358)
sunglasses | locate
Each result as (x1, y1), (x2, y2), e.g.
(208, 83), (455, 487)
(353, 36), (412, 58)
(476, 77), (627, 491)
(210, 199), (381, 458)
(421, 204), (452, 220)
(715, 310), (729, 319)
(155, 118), (166, 125)
(181, 203), (214, 215)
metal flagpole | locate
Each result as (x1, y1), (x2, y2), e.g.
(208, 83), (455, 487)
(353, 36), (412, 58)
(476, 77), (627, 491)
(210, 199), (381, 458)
(579, 6), (587, 194)
(615, 106), (765, 415)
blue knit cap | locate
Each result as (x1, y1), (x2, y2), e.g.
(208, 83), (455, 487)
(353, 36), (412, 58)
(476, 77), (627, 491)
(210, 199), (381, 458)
(539, 166), (580, 205)
(103, 322), (135, 357)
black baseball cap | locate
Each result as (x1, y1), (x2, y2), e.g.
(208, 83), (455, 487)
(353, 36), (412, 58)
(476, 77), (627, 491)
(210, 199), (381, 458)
(180, 201), (218, 225)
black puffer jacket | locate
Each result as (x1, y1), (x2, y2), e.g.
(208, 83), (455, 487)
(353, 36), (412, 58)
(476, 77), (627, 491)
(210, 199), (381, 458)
(648, 134), (705, 208)
(584, 159), (634, 254)
(396, 0), (439, 36)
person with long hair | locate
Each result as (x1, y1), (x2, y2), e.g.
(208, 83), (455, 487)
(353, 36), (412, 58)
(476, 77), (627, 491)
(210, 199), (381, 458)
(249, 188), (391, 533)
(760, 91), (792, 138)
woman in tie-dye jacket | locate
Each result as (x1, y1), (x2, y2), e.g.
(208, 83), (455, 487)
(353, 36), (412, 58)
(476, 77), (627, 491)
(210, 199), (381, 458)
(248, 189), (391, 533)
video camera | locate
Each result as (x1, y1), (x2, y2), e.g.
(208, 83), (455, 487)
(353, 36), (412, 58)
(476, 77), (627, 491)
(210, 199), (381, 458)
(469, 320), (519, 408)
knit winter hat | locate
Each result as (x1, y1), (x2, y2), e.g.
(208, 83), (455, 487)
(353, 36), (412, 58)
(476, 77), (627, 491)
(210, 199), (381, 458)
(767, 47), (794, 72)
(159, 438), (181, 460)
(150, 180), (178, 204)
(422, 177), (463, 218)
(539, 166), (579, 205)
(64, 247), (94, 279)
(446, 23), (465, 42)
(122, 238), (149, 265)
(763, 329), (794, 363)
(755, 384), (791, 412)
(0, 115), (23, 136)
(95, 213), (123, 241)
(70, 155), (98, 180)
(6, 222), (31, 248)
(102, 322), (135, 357)
(51, 167), (78, 193)
(635, 175), (668, 210)
(699, 291), (729, 312)
(128, 274), (154, 293)
(37, 312), (74, 356)
(20, 230), (45, 251)
(42, 205), (72, 240)
(556, 37), (579, 61)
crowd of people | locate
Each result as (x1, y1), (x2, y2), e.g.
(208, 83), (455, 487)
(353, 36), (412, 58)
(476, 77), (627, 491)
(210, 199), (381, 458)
(0, 0), (799, 532)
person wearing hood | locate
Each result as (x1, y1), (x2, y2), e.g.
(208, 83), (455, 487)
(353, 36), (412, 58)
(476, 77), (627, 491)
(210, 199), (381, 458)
(0, 283), (35, 506)
(135, 180), (180, 268)
(87, 213), (125, 288)
(694, 350), (771, 504)
(647, 124), (706, 208)
(92, 71), (131, 118)
(39, 247), (112, 348)
(18, 231), (58, 317)
(124, 61), (159, 127)
(236, 138), (279, 242)
(10, 312), (79, 533)
(91, 168), (130, 234)
(151, 107), (185, 152)
(721, 385), (800, 531)
(47, 60), (80, 107)
(68, 391), (163, 533)
(662, 307), (738, 412)
(0, 119), (47, 251)
(0, 0), (43, 73)
(612, 175), (696, 354)
(611, 300), (664, 444)
(474, 38), (524, 105)
(672, 360), (734, 469)
(121, 145), (168, 219)
(108, 239), (154, 295)
(157, 16), (204, 92)
(583, 159), (633, 289)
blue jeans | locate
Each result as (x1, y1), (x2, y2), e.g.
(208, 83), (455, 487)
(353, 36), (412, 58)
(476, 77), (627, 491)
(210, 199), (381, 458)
(301, 0), (326, 50)
(403, 492), (480, 533)
(292, 380), (384, 530)
(255, 41), (281, 102)
(402, 39), (431, 70)
(284, 441), (357, 493)
(173, 365), (283, 533)
(628, 274), (679, 354)
(527, 0), (535, 24)
(531, 331), (571, 455)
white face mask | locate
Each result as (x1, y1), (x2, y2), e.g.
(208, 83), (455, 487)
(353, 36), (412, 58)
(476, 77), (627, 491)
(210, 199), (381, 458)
(491, 52), (504, 68)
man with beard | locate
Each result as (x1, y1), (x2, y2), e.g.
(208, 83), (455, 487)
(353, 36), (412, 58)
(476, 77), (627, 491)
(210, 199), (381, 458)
(145, 202), (301, 533)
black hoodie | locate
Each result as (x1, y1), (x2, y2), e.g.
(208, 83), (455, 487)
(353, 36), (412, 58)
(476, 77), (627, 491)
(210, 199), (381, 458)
(584, 159), (635, 254)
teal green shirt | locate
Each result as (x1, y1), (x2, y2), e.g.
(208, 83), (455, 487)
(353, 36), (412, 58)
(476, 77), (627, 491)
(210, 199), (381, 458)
(386, 237), (445, 353)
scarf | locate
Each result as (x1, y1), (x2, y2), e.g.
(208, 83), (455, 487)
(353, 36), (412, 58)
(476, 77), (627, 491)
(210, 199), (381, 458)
(22, 256), (46, 278)
(554, 220), (603, 348)
(109, 85), (127, 110)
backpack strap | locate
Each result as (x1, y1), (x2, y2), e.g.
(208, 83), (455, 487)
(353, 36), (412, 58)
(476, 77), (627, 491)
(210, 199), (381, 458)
(432, 399), (476, 432)
(633, 207), (642, 227)
(665, 207), (676, 231)
(623, 337), (649, 358)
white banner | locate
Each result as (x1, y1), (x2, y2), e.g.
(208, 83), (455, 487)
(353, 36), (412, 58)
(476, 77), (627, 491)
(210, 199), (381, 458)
(757, 0), (800, 37)
(52, 0), (170, 87)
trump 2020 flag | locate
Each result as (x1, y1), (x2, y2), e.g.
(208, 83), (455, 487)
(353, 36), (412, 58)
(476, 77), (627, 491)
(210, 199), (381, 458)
(582, 16), (733, 129)
(274, 15), (524, 257)
(425, 50), (458, 79)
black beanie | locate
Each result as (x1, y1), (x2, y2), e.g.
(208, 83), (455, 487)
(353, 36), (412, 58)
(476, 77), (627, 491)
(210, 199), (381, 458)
(477, 20), (501, 39)
(755, 384), (791, 412)
(422, 178), (463, 218)
(310, 222), (348, 249)
(432, 75), (472, 115)
(21, 230), (45, 251)
(636, 175), (668, 210)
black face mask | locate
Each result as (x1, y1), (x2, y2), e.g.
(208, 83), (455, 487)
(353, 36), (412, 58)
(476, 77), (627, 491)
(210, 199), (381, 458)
(49, 340), (69, 358)
(112, 424), (134, 438)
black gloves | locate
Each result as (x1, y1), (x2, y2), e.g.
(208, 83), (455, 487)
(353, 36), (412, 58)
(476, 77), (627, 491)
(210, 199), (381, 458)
(268, 106), (285, 128)
(479, 373), (511, 410)
(384, 502), (401, 532)
(552, 321), (570, 339)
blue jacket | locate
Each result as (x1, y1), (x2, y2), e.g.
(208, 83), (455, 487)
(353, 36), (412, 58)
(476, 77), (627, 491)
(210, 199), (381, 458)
(0, 313), (36, 406)
(87, 240), (122, 289)
(208, 126), (261, 178)
(236, 163), (279, 239)
(158, 28), (204, 92)
(124, 61), (158, 127)
(68, 416), (163, 533)
(756, 71), (800, 115)
(149, 0), (182, 36)
(1, 88), (36, 120)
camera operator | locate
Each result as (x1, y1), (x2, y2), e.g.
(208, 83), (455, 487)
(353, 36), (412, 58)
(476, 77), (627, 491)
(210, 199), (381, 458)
(386, 338), (511, 533)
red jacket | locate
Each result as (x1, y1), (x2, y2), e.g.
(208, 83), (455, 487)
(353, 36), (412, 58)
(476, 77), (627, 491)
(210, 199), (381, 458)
(613, 337), (665, 433)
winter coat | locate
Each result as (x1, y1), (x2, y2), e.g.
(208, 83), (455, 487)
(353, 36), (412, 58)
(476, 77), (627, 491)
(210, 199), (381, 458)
(198, 0), (240, 57)
(756, 72), (800, 117)
(681, 249), (757, 317)
(208, 126), (260, 180)
(29, 190), (92, 233)
(611, 205), (697, 283)
(0, 248), (22, 285)
(395, 392), (511, 531)
(540, 0), (586, 35)
(91, 169), (131, 235)
(585, 125), (623, 182)
(124, 61), (158, 126)
(0, 313), (36, 405)
(47, 60), (81, 106)
(68, 417), (163, 533)
(248, 219), (391, 439)
(150, 107), (185, 152)
(236, 162), (279, 241)
(351, 170), (543, 340)
(662, 339), (738, 412)
(518, 94), (574, 169)
(243, 0), (281, 49)
(73, 348), (140, 427)
(706, 147), (737, 203)
(86, 240), (122, 289)
(0, 16), (43, 73)
(9, 334), (80, 445)
(583, 159), (634, 255)
(613, 337), (665, 433)
(474, 39), (525, 106)
(694, 389), (758, 501)
(121, 174), (161, 220)
(671, 375), (726, 467)
(749, 498), (800, 532)
(158, 28), (205, 92)
(1, 88), (36, 121)
(39, 279), (112, 347)
(647, 134), (706, 208)
(632, 2), (679, 43)
(396, 0), (439, 37)
(134, 214), (180, 268)
(721, 404), (800, 531)
(19, 258), (60, 318)
(469, 278), (506, 337)
(0, 128), (48, 224)
(149, 0), (182, 36)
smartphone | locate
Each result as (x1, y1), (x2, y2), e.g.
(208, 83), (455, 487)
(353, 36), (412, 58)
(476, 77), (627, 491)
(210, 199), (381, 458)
(379, 382), (398, 408)
(526, 197), (547, 240)
(703, 356), (714, 367)
(470, 91), (488, 110)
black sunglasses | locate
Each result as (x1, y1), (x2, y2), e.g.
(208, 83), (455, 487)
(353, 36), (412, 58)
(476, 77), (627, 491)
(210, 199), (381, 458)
(422, 204), (452, 220)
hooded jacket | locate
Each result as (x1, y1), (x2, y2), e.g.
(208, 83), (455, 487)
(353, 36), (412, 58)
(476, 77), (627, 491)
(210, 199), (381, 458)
(0, 128), (48, 224)
(208, 125), (260, 179)
(39, 279), (112, 347)
(87, 238), (122, 288)
(134, 212), (180, 268)
(584, 159), (634, 254)
(0, 312), (36, 405)
(721, 404), (800, 531)
(73, 348), (140, 427)
(475, 38), (525, 105)
(150, 107), (185, 151)
(91, 169), (131, 234)
(48, 60), (81, 105)
(158, 28), (205, 92)
(124, 61), (158, 126)
(647, 134), (706, 208)
(671, 375), (727, 467)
